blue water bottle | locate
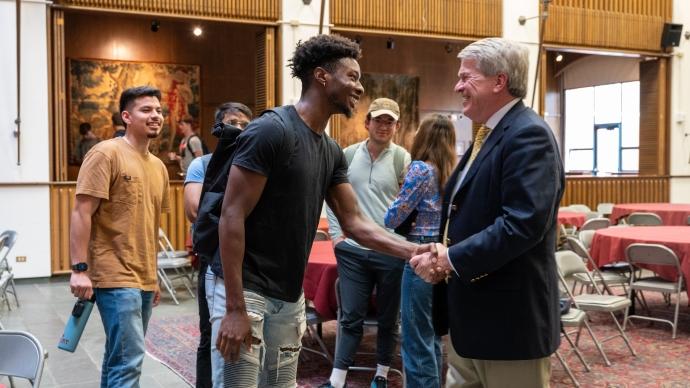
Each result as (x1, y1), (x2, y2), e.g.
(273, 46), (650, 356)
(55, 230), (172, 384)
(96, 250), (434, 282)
(58, 295), (96, 352)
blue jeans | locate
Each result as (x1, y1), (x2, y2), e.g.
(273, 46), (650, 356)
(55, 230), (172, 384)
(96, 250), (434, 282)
(401, 236), (443, 388)
(94, 288), (154, 388)
(206, 268), (306, 388)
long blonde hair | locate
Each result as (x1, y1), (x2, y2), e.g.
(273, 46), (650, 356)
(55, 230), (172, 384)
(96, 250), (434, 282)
(410, 114), (457, 191)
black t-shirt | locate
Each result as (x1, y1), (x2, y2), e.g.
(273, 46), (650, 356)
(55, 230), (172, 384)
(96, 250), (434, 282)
(231, 105), (348, 302)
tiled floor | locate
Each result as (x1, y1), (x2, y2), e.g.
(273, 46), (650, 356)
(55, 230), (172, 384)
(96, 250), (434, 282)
(0, 276), (198, 387)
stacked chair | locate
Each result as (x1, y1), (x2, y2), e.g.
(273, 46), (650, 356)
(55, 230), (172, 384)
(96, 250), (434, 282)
(0, 230), (19, 310)
(157, 228), (195, 304)
(555, 250), (637, 367)
(566, 236), (629, 296)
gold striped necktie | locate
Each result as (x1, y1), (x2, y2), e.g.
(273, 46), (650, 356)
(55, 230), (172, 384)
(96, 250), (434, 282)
(468, 124), (491, 165)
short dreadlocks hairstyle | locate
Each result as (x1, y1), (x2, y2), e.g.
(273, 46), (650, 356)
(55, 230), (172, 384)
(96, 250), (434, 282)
(288, 34), (361, 91)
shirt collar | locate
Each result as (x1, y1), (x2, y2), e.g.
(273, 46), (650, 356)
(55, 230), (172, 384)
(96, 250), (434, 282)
(483, 98), (520, 130)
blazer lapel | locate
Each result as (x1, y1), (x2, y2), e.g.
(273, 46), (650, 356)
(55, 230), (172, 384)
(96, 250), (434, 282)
(455, 101), (527, 197)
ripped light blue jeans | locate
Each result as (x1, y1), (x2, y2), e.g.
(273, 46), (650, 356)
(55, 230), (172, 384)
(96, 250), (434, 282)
(206, 267), (306, 388)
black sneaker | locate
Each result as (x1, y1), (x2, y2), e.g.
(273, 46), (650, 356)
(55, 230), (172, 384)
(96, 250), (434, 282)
(371, 376), (387, 388)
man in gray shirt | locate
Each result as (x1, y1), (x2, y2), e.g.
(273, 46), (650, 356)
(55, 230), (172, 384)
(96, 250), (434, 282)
(323, 98), (410, 388)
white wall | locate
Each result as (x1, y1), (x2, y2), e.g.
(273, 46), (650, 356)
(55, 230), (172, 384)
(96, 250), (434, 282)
(279, 0), (329, 106)
(562, 56), (640, 90)
(503, 0), (541, 113)
(670, 0), (690, 203)
(0, 0), (52, 278)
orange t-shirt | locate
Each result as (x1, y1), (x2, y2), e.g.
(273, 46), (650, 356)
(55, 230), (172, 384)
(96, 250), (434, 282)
(76, 138), (170, 291)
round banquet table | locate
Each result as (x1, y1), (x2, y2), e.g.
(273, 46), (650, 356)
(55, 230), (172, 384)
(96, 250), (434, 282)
(590, 226), (690, 298)
(558, 211), (586, 228)
(303, 241), (338, 320)
(609, 203), (690, 225)
(317, 218), (329, 233)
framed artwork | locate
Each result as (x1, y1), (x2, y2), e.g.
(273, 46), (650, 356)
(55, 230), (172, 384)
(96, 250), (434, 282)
(68, 58), (201, 162)
(332, 72), (419, 150)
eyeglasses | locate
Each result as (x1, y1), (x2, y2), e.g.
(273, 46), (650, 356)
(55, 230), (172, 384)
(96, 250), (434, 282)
(229, 120), (250, 129)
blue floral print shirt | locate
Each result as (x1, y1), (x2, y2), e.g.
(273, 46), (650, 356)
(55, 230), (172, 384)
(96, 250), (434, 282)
(384, 160), (442, 237)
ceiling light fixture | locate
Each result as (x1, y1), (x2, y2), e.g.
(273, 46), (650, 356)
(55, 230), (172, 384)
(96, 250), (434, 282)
(555, 53), (563, 62)
(193, 26), (203, 37)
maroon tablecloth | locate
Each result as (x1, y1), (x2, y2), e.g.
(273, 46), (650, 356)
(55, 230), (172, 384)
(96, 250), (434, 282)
(590, 226), (690, 298)
(303, 241), (338, 320)
(558, 211), (586, 228)
(610, 203), (690, 225)
(318, 218), (329, 233)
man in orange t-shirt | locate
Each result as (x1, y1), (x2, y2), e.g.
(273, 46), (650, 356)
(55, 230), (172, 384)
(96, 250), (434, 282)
(69, 86), (170, 387)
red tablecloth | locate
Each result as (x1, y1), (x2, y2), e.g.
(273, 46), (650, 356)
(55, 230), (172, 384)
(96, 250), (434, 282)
(590, 226), (690, 298)
(318, 218), (329, 233)
(558, 211), (586, 228)
(610, 203), (690, 225)
(303, 241), (338, 320)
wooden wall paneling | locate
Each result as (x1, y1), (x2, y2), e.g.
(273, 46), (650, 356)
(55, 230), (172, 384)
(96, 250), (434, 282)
(562, 176), (669, 210)
(638, 58), (667, 175)
(50, 182), (189, 274)
(52, 10), (68, 181)
(544, 0), (671, 52)
(255, 27), (276, 113)
(330, 0), (501, 39)
(53, 0), (280, 23)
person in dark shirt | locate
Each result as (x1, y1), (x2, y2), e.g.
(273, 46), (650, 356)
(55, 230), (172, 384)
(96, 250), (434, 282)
(210, 34), (432, 388)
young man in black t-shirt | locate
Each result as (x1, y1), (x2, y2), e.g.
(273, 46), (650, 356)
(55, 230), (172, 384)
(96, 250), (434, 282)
(208, 34), (432, 388)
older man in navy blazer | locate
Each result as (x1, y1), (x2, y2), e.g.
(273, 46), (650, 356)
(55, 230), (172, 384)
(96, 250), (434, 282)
(411, 38), (565, 387)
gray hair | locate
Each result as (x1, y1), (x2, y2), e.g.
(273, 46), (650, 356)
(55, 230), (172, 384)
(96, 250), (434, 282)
(458, 38), (529, 99)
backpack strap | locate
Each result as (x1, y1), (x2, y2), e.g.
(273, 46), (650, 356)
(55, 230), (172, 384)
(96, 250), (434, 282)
(261, 106), (297, 165)
(392, 144), (407, 179)
(343, 142), (363, 166)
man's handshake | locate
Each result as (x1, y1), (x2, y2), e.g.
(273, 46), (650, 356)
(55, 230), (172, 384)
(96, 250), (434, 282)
(410, 243), (452, 283)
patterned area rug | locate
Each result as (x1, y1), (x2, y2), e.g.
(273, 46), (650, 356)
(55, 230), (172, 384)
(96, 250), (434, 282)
(145, 294), (690, 388)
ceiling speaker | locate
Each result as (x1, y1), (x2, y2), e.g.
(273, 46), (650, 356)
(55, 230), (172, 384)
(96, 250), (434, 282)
(661, 23), (683, 49)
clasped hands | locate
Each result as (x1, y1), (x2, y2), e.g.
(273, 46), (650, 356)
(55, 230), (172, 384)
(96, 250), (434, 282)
(411, 243), (452, 283)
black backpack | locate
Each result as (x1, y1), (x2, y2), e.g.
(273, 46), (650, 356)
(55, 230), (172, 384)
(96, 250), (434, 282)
(192, 107), (297, 273)
(187, 134), (210, 155)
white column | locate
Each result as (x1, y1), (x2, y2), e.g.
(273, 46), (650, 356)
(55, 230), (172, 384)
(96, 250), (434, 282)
(503, 0), (541, 113)
(279, 0), (330, 106)
(0, 0), (52, 278)
(670, 0), (690, 203)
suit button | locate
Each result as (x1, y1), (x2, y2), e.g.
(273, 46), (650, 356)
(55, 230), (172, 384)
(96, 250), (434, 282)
(445, 238), (451, 246)
(451, 205), (458, 211)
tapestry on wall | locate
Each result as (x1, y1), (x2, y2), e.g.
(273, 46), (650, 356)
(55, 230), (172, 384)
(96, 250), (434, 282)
(333, 73), (419, 150)
(68, 58), (200, 162)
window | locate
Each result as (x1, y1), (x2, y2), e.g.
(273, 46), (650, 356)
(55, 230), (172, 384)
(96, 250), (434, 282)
(564, 81), (639, 174)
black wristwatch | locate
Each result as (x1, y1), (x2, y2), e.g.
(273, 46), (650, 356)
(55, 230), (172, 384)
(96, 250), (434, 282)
(71, 262), (88, 272)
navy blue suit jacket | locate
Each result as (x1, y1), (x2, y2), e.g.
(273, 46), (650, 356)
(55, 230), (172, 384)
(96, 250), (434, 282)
(433, 101), (565, 360)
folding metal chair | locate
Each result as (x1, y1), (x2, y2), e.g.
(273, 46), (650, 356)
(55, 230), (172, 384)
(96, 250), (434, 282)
(157, 228), (195, 304)
(596, 203), (615, 217)
(579, 217), (610, 232)
(0, 230), (19, 308)
(302, 302), (333, 364)
(555, 250), (637, 366)
(626, 212), (662, 226)
(566, 236), (629, 296)
(568, 204), (592, 213)
(554, 307), (591, 387)
(623, 243), (686, 339)
(0, 331), (47, 388)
